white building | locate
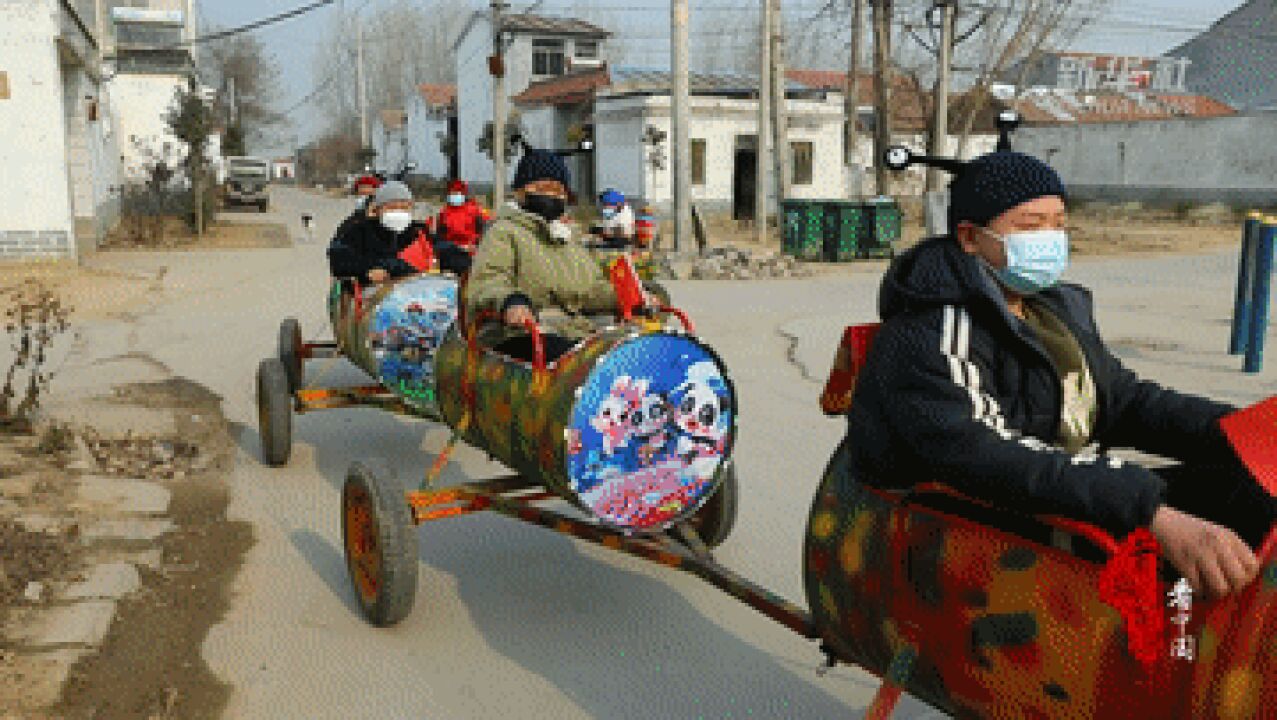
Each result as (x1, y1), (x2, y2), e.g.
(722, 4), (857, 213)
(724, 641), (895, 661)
(105, 6), (196, 181)
(515, 67), (848, 217)
(403, 83), (456, 182)
(272, 157), (297, 181)
(371, 108), (409, 176)
(0, 0), (122, 259)
(453, 13), (610, 188)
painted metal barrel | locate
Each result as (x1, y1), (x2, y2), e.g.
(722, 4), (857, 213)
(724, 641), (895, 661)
(327, 275), (459, 414)
(433, 324), (737, 532)
(802, 438), (1277, 719)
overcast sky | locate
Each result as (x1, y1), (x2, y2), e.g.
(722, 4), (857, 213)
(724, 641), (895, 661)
(196, 0), (1248, 150)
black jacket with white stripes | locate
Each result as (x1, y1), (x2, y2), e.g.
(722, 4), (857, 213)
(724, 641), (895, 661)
(845, 237), (1236, 536)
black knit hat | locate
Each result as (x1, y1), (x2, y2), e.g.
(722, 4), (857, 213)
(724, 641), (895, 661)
(513, 149), (571, 190)
(947, 151), (1066, 230)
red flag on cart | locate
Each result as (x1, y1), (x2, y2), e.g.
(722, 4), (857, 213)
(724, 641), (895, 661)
(609, 254), (646, 320)
(398, 229), (436, 273)
(1219, 395), (1277, 497)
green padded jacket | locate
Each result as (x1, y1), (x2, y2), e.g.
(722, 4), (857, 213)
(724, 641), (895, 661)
(464, 206), (619, 347)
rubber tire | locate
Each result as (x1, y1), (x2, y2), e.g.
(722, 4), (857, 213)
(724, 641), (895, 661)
(690, 461), (740, 547)
(342, 460), (419, 627)
(278, 318), (303, 394)
(256, 357), (293, 466)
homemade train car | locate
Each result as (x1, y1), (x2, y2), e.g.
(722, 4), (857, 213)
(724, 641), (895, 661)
(256, 268), (744, 624)
(803, 322), (1276, 719)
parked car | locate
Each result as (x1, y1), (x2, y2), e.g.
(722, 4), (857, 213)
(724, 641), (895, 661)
(224, 156), (271, 212)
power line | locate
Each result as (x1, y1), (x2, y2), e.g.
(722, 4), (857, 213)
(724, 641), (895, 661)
(165, 0), (339, 48)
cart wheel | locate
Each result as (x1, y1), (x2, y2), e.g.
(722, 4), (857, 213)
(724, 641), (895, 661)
(689, 461), (739, 547)
(342, 461), (418, 626)
(278, 318), (303, 393)
(256, 357), (293, 466)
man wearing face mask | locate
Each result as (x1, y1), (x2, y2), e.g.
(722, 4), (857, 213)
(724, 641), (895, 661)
(328, 181), (471, 284)
(466, 149), (641, 363)
(595, 188), (636, 246)
(432, 179), (491, 253)
(843, 150), (1274, 599)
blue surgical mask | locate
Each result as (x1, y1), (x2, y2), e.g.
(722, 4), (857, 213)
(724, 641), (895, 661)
(447, 193), (465, 206)
(982, 228), (1069, 294)
(601, 207), (617, 218)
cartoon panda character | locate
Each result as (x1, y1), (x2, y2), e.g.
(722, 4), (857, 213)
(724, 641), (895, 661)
(633, 392), (673, 466)
(589, 375), (648, 456)
(668, 361), (731, 476)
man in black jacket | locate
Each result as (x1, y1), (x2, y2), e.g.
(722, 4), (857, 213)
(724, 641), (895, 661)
(847, 150), (1273, 598)
(328, 181), (471, 283)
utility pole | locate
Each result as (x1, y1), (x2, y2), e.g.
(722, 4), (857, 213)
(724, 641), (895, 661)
(491, 0), (508, 209)
(356, 19), (368, 151)
(770, 0), (792, 202)
(228, 76), (237, 127)
(871, 0), (893, 196)
(672, 0), (691, 253)
(845, 0), (865, 195)
(926, 1), (955, 192)
(756, 0), (772, 244)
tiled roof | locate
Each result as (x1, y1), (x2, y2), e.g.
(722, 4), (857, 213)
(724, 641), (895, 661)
(417, 83), (456, 108)
(1170, 0), (1277, 111)
(513, 67), (610, 106)
(514, 66), (816, 106)
(499, 14), (611, 37)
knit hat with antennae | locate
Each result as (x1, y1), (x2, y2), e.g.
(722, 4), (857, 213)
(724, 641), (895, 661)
(946, 151), (1067, 232)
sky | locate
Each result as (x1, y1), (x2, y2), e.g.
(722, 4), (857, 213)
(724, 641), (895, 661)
(196, 0), (1249, 151)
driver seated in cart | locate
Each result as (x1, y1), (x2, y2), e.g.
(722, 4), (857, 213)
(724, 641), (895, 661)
(464, 149), (656, 364)
(844, 149), (1276, 599)
(328, 180), (472, 287)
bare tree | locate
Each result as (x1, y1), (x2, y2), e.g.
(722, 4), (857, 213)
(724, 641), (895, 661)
(946, 0), (1108, 157)
(201, 34), (284, 152)
(311, 0), (471, 138)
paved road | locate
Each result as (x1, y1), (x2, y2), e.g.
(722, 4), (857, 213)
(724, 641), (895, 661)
(56, 187), (1275, 719)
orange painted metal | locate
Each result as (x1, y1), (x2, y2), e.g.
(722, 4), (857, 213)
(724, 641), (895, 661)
(864, 684), (903, 720)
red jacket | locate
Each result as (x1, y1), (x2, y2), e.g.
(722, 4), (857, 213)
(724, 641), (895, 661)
(435, 201), (490, 250)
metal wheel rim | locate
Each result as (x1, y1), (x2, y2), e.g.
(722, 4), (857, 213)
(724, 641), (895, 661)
(343, 483), (381, 604)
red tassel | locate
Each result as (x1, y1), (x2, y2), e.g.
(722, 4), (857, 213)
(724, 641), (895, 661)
(1097, 528), (1165, 675)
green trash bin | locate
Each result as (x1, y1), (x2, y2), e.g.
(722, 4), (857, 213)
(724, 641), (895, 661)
(781, 200), (825, 262)
(859, 198), (901, 259)
(822, 201), (870, 262)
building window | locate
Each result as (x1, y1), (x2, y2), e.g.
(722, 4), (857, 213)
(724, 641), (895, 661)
(533, 39), (566, 76)
(791, 141), (813, 185)
(691, 139), (706, 186)
(575, 41), (599, 59)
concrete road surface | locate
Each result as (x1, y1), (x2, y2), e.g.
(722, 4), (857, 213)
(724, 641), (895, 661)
(55, 188), (1274, 719)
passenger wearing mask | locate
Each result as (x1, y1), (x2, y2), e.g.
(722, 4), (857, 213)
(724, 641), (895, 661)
(433, 180), (491, 253)
(328, 181), (471, 284)
(843, 149), (1274, 598)
(466, 150), (652, 362)
(596, 188), (636, 247)
(332, 174), (383, 242)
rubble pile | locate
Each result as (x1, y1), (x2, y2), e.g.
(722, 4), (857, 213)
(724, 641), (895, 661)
(690, 247), (813, 280)
(651, 246), (813, 280)
(80, 430), (208, 482)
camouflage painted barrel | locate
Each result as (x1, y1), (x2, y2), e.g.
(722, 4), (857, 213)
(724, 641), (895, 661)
(434, 325), (737, 532)
(802, 438), (1277, 719)
(327, 275), (459, 415)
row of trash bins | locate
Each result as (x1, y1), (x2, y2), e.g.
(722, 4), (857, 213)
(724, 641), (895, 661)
(781, 198), (902, 262)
